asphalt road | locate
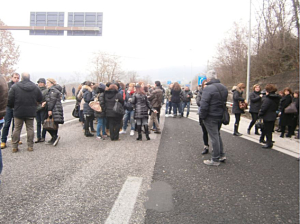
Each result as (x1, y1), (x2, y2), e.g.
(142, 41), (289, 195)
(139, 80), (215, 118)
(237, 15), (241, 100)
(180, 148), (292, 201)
(0, 102), (298, 223)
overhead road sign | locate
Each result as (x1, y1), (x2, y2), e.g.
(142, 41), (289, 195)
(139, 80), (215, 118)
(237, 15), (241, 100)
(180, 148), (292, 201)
(0, 26), (100, 32)
(67, 12), (103, 36)
(30, 12), (64, 35)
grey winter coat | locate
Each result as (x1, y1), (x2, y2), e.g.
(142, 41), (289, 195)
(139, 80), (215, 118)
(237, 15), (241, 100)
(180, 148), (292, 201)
(8, 79), (42, 118)
(199, 79), (228, 119)
(83, 86), (94, 116)
(45, 85), (64, 124)
(0, 75), (8, 118)
(131, 93), (153, 119)
(232, 88), (245, 114)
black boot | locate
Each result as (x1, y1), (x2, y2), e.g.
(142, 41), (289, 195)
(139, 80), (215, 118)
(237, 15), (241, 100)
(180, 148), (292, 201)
(233, 124), (242, 136)
(254, 127), (260, 135)
(144, 125), (150, 140)
(136, 125), (142, 141)
(85, 130), (94, 137)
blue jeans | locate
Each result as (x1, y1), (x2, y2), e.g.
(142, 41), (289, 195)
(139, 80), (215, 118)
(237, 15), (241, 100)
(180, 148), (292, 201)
(36, 110), (47, 139)
(165, 101), (169, 114)
(1, 107), (14, 143)
(172, 102), (182, 115)
(123, 110), (135, 130)
(0, 122), (3, 175)
(181, 102), (190, 117)
(97, 117), (107, 136)
(203, 116), (224, 161)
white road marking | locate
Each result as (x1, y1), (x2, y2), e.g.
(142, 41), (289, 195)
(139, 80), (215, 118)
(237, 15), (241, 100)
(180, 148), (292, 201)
(105, 176), (143, 224)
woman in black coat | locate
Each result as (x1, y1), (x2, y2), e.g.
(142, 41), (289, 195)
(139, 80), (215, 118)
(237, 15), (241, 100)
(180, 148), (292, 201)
(82, 81), (94, 137)
(279, 87), (294, 138)
(232, 83), (246, 136)
(247, 84), (262, 135)
(258, 84), (280, 148)
(104, 84), (124, 141)
(95, 83), (107, 139)
(44, 78), (64, 146)
(171, 82), (183, 118)
(131, 85), (156, 141)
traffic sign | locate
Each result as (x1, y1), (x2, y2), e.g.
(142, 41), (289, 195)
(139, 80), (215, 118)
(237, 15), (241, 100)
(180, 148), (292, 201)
(67, 12), (103, 36)
(198, 75), (206, 85)
(30, 12), (64, 35)
(167, 81), (171, 85)
(177, 81), (181, 84)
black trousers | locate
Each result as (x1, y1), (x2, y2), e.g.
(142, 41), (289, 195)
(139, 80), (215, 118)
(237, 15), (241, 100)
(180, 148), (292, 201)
(107, 117), (122, 140)
(84, 115), (93, 132)
(200, 118), (209, 146)
(248, 112), (258, 130)
(262, 121), (275, 145)
(47, 128), (58, 140)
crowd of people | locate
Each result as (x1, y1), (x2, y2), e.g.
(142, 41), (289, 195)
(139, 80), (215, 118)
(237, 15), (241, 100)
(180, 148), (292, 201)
(0, 70), (299, 174)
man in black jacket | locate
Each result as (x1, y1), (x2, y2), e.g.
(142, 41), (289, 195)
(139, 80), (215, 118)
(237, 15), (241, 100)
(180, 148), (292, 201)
(1, 73), (20, 149)
(181, 86), (193, 117)
(199, 70), (228, 166)
(7, 73), (42, 152)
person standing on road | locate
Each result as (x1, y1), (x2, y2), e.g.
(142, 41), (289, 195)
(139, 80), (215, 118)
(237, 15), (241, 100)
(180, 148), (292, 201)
(164, 84), (172, 117)
(171, 82), (183, 118)
(1, 73), (21, 149)
(131, 84), (157, 141)
(199, 70), (228, 166)
(95, 83), (107, 139)
(279, 87), (294, 138)
(104, 83), (124, 141)
(43, 78), (64, 146)
(181, 86), (193, 118)
(247, 84), (262, 135)
(72, 87), (75, 96)
(196, 80), (210, 155)
(7, 73), (42, 152)
(0, 74), (8, 178)
(119, 83), (135, 136)
(35, 78), (48, 143)
(148, 81), (163, 134)
(62, 85), (67, 101)
(258, 84), (280, 148)
(82, 81), (95, 137)
(232, 83), (246, 136)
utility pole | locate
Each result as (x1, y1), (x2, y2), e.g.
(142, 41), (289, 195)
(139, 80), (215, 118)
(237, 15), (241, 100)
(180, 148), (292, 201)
(246, 0), (252, 103)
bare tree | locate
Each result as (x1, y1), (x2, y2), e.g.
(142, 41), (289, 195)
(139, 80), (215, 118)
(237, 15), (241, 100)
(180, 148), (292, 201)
(0, 19), (20, 78)
(89, 51), (123, 83)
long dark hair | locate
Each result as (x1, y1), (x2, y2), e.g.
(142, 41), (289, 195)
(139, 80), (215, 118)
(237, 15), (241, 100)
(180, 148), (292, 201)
(135, 86), (146, 95)
(173, 82), (181, 91)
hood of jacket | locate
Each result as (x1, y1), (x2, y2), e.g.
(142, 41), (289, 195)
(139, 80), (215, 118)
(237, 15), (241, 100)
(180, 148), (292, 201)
(82, 85), (92, 93)
(268, 93), (281, 103)
(105, 85), (118, 99)
(206, 78), (221, 86)
(16, 80), (37, 92)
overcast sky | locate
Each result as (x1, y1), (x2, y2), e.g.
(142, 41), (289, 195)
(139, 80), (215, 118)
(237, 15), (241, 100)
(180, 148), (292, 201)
(0, 0), (252, 84)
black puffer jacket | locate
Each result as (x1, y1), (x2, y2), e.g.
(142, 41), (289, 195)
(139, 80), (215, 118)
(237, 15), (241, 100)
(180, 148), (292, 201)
(249, 91), (262, 113)
(104, 85), (124, 118)
(259, 93), (280, 122)
(0, 75), (8, 118)
(279, 94), (294, 126)
(131, 93), (153, 119)
(37, 86), (49, 112)
(45, 85), (64, 124)
(171, 89), (183, 103)
(199, 79), (228, 119)
(7, 79), (42, 118)
(232, 87), (245, 114)
(182, 90), (193, 102)
(83, 86), (94, 116)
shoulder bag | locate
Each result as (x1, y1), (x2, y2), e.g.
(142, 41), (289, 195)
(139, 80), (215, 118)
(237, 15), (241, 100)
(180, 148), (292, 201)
(113, 98), (125, 115)
(284, 102), (297, 114)
(239, 101), (248, 110)
(89, 94), (102, 112)
(43, 117), (58, 130)
(213, 84), (230, 125)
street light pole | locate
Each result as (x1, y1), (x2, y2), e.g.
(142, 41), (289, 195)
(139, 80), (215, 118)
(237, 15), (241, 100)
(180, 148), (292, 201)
(246, 0), (252, 103)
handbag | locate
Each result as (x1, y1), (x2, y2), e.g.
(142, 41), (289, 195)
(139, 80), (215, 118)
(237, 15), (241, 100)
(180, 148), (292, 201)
(113, 99), (125, 115)
(72, 106), (79, 118)
(43, 117), (58, 130)
(213, 84), (230, 125)
(255, 118), (264, 130)
(239, 101), (248, 110)
(284, 102), (297, 114)
(89, 94), (102, 112)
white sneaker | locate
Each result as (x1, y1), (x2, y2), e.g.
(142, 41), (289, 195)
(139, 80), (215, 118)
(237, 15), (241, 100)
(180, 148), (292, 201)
(130, 130), (135, 136)
(119, 130), (126, 134)
(165, 114), (169, 117)
(169, 114), (173, 117)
